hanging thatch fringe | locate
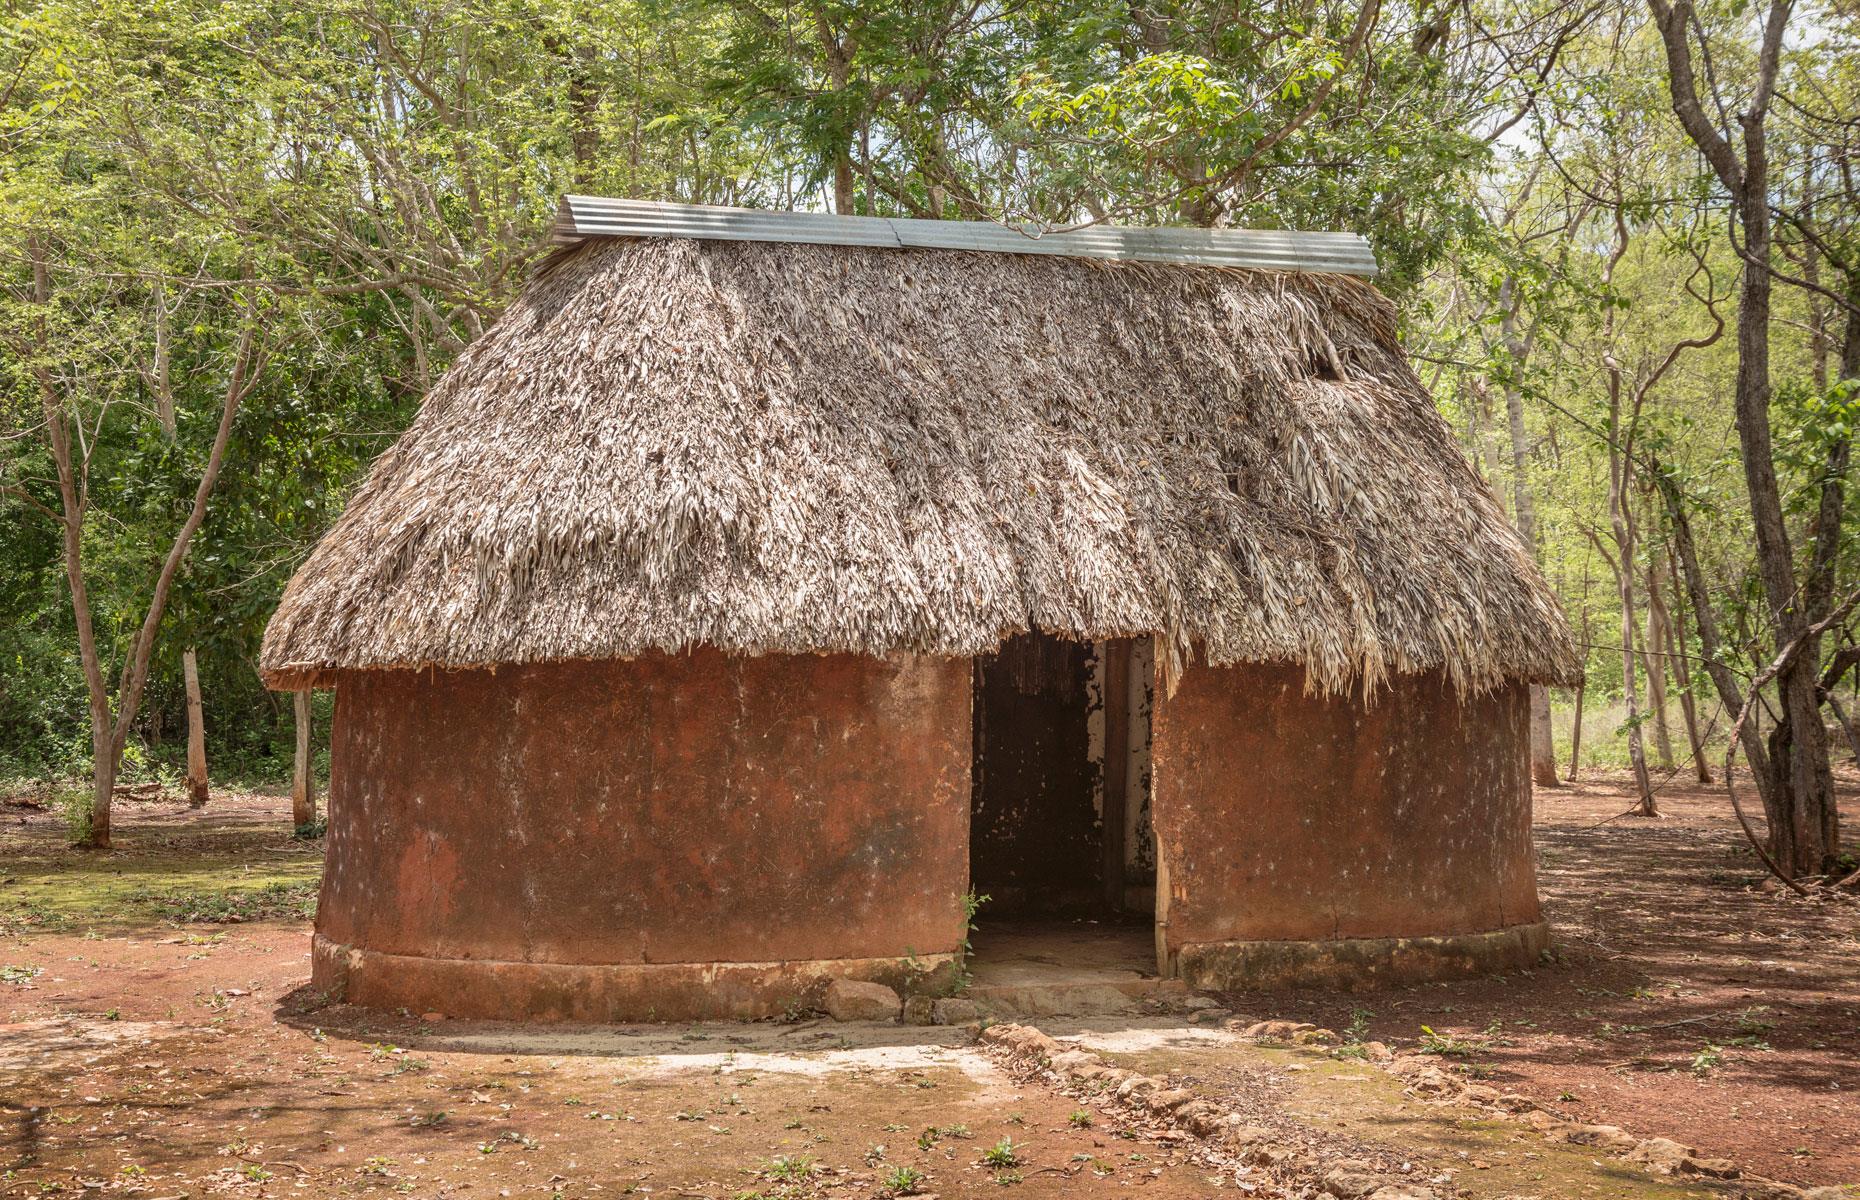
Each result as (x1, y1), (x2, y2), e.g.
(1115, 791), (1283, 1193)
(259, 236), (1579, 696)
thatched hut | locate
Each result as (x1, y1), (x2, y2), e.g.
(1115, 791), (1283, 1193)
(262, 198), (1577, 1022)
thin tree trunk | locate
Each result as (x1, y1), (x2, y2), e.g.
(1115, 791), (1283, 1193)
(291, 690), (316, 828)
(1495, 295), (1562, 789)
(1662, 546), (1713, 782)
(1827, 692), (1860, 767)
(1642, 565), (1677, 772)
(1568, 675), (1586, 781)
(1604, 521), (1656, 814)
(1569, 563), (1592, 781)
(1592, 492), (1656, 813)
(183, 648), (208, 807)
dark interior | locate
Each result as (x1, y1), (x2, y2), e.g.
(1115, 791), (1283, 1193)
(968, 630), (1106, 915)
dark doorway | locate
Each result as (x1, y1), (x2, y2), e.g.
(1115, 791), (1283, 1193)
(969, 630), (1104, 914)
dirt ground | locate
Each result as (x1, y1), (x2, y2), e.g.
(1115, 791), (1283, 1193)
(1213, 770), (1860, 1188)
(1, 772), (1856, 1199)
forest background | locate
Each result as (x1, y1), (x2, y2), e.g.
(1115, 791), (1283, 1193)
(2, 0), (1856, 872)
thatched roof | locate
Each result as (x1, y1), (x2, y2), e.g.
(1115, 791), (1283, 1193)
(261, 228), (1577, 695)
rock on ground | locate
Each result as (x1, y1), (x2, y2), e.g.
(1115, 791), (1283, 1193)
(822, 979), (901, 1022)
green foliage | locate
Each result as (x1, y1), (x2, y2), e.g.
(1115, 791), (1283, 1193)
(0, 0), (1853, 801)
(980, 1136), (1020, 1168)
(1416, 1025), (1476, 1057)
(129, 880), (318, 923)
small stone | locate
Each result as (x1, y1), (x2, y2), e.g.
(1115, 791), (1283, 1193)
(979, 1023), (1061, 1060)
(1519, 1110), (1569, 1135)
(1179, 995), (1220, 1011)
(1145, 1087), (1198, 1114)
(1362, 1041), (1393, 1062)
(1405, 1068), (1457, 1097)
(901, 996), (935, 1025)
(1292, 1028), (1340, 1046)
(931, 997), (980, 1026)
(1223, 1124), (1276, 1148)
(1322, 1168), (1388, 1199)
(1191, 1007), (1234, 1025)
(1180, 1104), (1224, 1137)
(1050, 1049), (1100, 1073)
(1492, 1093), (1539, 1114)
(1116, 1075), (1162, 1100)
(823, 979), (902, 1023)
(1242, 1019), (1317, 1041)
(1627, 1137), (1736, 1178)
(1366, 1186), (1434, 1200)
(1459, 1084), (1501, 1105)
(1558, 1124), (1637, 1150)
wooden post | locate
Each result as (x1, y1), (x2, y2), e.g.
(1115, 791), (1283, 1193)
(1100, 640), (1129, 912)
(183, 648), (208, 806)
(291, 689), (315, 828)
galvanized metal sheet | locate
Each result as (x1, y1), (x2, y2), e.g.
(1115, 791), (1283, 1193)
(556, 196), (1378, 276)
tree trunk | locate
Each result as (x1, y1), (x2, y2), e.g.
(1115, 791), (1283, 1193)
(1568, 566), (1591, 781)
(1567, 677), (1586, 781)
(1492, 334), (1561, 786)
(1642, 571), (1677, 772)
(1529, 687), (1560, 788)
(183, 647), (208, 806)
(292, 690), (316, 828)
(1601, 454), (1655, 813)
(1826, 693), (1860, 767)
(1650, 0), (1833, 875)
(1655, 465), (1768, 797)
(1613, 554), (1657, 814)
(89, 726), (115, 847)
(1660, 549), (1712, 782)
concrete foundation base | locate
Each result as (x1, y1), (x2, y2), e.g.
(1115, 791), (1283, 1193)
(312, 935), (959, 1024)
(1173, 922), (1551, 992)
(965, 920), (1186, 1016)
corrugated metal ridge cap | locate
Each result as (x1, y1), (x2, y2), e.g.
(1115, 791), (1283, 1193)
(555, 195), (1379, 277)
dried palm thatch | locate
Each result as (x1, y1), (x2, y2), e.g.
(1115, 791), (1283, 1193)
(261, 235), (1577, 695)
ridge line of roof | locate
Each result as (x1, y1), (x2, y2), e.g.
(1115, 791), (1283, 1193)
(553, 195), (1380, 277)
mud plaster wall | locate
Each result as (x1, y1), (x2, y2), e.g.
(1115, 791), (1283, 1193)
(1150, 663), (1539, 957)
(319, 651), (972, 968)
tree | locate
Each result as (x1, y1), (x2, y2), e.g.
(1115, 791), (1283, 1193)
(1648, 0), (1843, 876)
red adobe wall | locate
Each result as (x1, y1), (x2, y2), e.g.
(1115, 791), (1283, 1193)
(314, 651), (972, 1021)
(1150, 663), (1542, 986)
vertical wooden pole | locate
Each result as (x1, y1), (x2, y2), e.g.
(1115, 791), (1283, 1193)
(182, 648), (208, 806)
(1100, 640), (1129, 913)
(291, 689), (315, 828)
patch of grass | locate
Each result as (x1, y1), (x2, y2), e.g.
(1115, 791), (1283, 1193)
(1068, 1110), (1093, 1128)
(1, 963), (43, 985)
(981, 1137), (1020, 1168)
(128, 880), (317, 923)
(1690, 1043), (1723, 1076)
(53, 786), (91, 845)
(761, 1155), (816, 1183)
(1417, 1025), (1478, 1057)
(882, 1165), (925, 1195)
